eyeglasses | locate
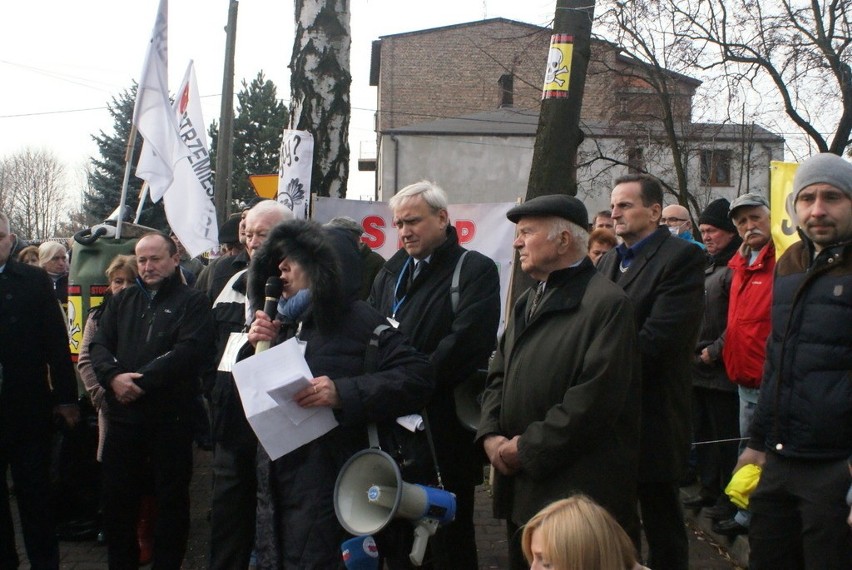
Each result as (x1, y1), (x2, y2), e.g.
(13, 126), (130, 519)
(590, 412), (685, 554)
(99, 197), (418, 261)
(660, 217), (687, 224)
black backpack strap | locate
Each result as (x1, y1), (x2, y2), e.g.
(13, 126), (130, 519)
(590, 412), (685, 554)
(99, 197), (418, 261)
(364, 324), (390, 449)
(450, 250), (470, 315)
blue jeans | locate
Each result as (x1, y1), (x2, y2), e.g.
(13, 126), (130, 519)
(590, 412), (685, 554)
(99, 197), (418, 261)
(738, 386), (759, 453)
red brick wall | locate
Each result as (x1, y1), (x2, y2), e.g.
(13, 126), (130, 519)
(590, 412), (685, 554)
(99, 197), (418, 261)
(375, 20), (697, 131)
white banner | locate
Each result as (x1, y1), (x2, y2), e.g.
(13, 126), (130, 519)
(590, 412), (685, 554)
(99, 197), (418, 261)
(158, 61), (218, 256)
(313, 197), (516, 332)
(277, 130), (314, 220)
(134, 0), (186, 199)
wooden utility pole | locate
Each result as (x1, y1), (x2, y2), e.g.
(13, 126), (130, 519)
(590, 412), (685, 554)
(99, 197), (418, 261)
(214, 0), (239, 225)
(511, 0), (596, 303)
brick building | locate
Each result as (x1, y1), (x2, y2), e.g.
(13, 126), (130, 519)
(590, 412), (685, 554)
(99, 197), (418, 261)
(368, 18), (784, 214)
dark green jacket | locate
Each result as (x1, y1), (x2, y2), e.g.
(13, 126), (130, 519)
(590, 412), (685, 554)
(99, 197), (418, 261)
(477, 259), (641, 530)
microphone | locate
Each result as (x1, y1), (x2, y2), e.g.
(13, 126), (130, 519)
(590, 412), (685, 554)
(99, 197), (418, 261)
(255, 276), (283, 353)
(341, 535), (379, 569)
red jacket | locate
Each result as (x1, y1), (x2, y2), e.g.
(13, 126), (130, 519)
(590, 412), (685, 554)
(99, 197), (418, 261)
(723, 242), (775, 388)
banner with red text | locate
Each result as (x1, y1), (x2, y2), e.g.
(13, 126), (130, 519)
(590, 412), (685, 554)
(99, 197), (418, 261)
(313, 197), (516, 331)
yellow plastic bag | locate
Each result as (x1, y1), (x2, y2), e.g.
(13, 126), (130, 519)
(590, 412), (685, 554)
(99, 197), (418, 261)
(725, 464), (762, 509)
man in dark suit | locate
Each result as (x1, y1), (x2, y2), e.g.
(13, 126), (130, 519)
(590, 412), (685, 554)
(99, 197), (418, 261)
(370, 181), (500, 569)
(597, 175), (705, 570)
(0, 211), (80, 569)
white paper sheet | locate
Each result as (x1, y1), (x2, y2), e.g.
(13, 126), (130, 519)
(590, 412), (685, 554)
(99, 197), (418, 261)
(232, 337), (338, 460)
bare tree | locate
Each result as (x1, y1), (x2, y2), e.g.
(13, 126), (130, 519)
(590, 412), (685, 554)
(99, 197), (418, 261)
(583, 2), (781, 220)
(0, 148), (69, 239)
(593, 3), (704, 212)
(289, 0), (351, 198)
(671, 0), (852, 156)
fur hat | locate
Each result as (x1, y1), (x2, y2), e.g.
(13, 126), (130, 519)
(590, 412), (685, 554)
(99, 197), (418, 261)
(698, 198), (736, 233)
(792, 153), (852, 200)
(248, 219), (352, 333)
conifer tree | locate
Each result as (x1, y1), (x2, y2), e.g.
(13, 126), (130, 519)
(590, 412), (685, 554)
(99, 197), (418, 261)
(85, 85), (166, 229)
(209, 71), (288, 205)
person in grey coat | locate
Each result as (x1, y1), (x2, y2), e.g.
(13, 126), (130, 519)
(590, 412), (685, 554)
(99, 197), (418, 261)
(682, 199), (742, 519)
(477, 195), (641, 570)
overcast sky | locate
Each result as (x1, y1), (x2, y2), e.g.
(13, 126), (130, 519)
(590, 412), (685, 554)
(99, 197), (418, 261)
(0, 0), (556, 202)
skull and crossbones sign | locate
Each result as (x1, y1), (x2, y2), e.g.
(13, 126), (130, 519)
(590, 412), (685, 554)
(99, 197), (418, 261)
(66, 302), (81, 350)
(545, 47), (570, 86)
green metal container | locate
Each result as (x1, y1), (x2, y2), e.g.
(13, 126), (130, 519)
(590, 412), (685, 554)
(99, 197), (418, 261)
(68, 223), (154, 364)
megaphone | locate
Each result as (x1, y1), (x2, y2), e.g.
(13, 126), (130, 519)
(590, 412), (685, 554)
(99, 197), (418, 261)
(334, 449), (456, 566)
(453, 369), (488, 432)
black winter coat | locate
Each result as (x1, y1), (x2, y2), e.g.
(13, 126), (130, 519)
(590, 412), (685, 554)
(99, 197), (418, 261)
(206, 269), (253, 447)
(749, 238), (852, 462)
(90, 274), (214, 424)
(369, 226), (501, 486)
(691, 236), (741, 391)
(597, 227), (706, 482)
(246, 220), (435, 569)
(0, 259), (77, 437)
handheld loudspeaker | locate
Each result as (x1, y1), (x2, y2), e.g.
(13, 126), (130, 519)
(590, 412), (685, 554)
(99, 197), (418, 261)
(453, 369), (488, 432)
(334, 449), (456, 566)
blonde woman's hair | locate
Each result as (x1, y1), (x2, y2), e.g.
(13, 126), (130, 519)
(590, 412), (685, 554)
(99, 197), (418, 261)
(105, 254), (138, 281)
(17, 245), (40, 264)
(38, 241), (66, 267)
(521, 495), (639, 570)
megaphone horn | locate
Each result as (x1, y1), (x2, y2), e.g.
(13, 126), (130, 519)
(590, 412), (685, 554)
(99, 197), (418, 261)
(334, 449), (457, 566)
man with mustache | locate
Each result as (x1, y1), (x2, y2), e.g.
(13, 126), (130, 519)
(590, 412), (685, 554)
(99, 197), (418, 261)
(712, 192), (775, 536)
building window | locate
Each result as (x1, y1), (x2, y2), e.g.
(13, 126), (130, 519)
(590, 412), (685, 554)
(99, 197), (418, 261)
(701, 150), (732, 186)
(627, 147), (644, 173)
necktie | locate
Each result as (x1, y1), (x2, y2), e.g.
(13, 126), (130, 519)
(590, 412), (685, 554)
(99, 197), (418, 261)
(409, 259), (427, 289)
(527, 281), (545, 322)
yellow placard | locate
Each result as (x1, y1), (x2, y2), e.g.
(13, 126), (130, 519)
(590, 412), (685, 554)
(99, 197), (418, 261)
(542, 34), (573, 99)
(769, 161), (801, 259)
(67, 285), (83, 361)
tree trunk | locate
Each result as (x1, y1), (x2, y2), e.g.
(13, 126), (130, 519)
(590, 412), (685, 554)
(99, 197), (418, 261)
(290, 0), (351, 198)
(511, 0), (596, 305)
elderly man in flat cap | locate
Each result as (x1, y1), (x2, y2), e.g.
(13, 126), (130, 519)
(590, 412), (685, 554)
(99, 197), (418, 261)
(735, 153), (852, 569)
(476, 194), (642, 570)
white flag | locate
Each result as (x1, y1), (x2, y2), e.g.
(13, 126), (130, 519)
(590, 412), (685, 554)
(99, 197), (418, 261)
(158, 62), (218, 257)
(134, 0), (185, 197)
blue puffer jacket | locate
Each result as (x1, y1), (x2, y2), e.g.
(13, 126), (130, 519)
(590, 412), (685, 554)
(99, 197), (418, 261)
(749, 237), (852, 461)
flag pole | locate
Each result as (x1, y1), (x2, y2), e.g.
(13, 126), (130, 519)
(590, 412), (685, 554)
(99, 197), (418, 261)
(134, 182), (150, 224)
(115, 123), (139, 240)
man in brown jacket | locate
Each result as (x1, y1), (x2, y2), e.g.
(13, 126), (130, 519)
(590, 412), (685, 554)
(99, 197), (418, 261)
(477, 195), (641, 570)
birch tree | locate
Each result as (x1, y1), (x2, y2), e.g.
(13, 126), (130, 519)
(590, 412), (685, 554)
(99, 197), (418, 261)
(289, 0), (351, 198)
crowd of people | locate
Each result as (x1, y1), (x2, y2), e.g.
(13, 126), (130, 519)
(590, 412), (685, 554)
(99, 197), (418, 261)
(0, 152), (850, 570)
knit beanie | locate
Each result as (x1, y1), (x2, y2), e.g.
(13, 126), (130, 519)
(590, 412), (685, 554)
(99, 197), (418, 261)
(698, 198), (736, 233)
(792, 153), (852, 200)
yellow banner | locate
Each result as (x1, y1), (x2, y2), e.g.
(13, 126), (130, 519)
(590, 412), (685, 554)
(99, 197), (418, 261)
(769, 161), (801, 259)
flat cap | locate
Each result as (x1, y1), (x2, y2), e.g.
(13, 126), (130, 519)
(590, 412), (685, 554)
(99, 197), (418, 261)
(728, 192), (769, 219)
(506, 194), (588, 229)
